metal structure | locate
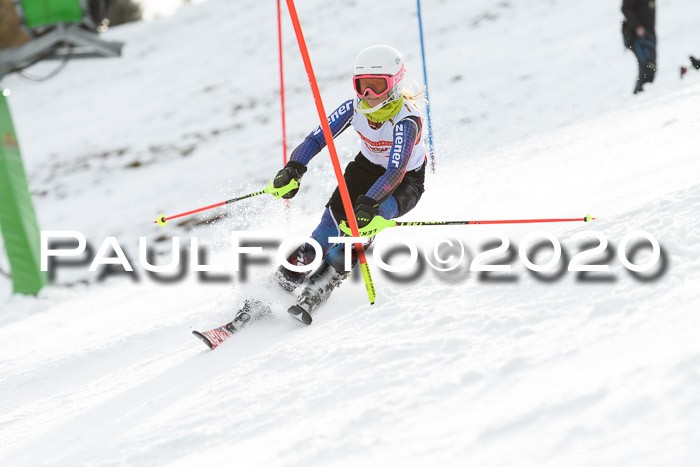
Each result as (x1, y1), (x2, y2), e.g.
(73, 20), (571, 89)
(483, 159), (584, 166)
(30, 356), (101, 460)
(0, 0), (123, 80)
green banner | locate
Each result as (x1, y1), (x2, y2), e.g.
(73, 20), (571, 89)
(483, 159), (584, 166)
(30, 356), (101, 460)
(20, 0), (84, 29)
(0, 91), (48, 295)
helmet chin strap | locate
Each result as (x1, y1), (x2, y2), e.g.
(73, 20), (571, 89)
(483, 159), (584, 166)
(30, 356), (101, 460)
(355, 94), (401, 114)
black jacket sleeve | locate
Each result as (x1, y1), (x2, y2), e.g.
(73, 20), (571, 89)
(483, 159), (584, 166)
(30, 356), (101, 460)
(622, 0), (655, 34)
(621, 0), (643, 31)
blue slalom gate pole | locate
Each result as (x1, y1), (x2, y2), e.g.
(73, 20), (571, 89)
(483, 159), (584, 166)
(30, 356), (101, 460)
(416, 0), (436, 173)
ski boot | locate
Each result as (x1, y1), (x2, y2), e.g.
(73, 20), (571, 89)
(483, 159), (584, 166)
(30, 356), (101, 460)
(288, 261), (350, 325)
(221, 299), (272, 334)
(229, 298), (268, 332)
(275, 242), (317, 293)
(192, 299), (270, 349)
(223, 299), (272, 333)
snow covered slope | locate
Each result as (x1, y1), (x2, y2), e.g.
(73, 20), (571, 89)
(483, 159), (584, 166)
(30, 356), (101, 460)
(1, 0), (699, 465)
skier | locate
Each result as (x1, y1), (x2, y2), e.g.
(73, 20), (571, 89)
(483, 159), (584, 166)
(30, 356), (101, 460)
(621, 0), (656, 94)
(271, 44), (428, 320)
(192, 45), (428, 347)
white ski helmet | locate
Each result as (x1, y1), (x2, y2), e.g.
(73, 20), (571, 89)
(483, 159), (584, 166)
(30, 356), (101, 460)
(353, 45), (406, 113)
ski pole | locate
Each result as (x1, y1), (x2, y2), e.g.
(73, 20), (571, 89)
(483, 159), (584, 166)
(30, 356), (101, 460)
(340, 214), (595, 238)
(154, 180), (298, 226)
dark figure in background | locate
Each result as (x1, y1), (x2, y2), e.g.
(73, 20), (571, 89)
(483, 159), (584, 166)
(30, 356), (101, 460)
(622, 0), (656, 94)
(691, 56), (700, 70)
(680, 56), (700, 79)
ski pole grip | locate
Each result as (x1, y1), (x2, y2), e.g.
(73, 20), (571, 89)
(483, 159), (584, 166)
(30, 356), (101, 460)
(267, 179), (299, 199)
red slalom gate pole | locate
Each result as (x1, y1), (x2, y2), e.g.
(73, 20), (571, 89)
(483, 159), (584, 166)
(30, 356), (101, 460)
(285, 0), (376, 304)
(276, 0), (287, 165)
(277, 0), (290, 211)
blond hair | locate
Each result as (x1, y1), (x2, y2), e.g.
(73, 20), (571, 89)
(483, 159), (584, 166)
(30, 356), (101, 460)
(402, 84), (428, 112)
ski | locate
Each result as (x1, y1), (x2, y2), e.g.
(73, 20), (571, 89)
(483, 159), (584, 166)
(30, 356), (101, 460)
(194, 262), (346, 348)
(192, 324), (236, 350)
(192, 299), (270, 350)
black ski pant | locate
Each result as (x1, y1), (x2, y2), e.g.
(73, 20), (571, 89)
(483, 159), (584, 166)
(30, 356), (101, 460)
(326, 153), (426, 222)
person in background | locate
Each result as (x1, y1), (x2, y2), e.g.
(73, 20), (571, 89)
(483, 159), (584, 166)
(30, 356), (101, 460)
(622, 0), (656, 94)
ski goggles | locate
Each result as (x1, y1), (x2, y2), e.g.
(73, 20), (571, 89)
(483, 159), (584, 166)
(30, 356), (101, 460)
(353, 63), (406, 98)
